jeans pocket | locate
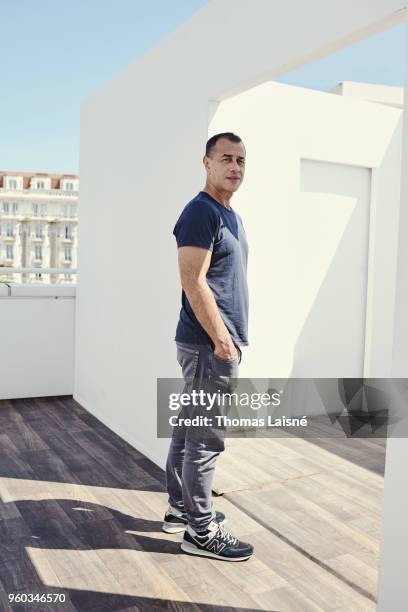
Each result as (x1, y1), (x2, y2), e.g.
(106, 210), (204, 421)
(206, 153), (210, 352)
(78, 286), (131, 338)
(176, 344), (200, 383)
(210, 352), (239, 394)
(212, 352), (239, 373)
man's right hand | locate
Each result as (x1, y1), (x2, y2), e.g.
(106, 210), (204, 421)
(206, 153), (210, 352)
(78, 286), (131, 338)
(214, 342), (238, 361)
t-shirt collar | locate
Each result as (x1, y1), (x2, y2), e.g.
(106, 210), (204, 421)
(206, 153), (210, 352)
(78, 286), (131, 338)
(199, 190), (233, 212)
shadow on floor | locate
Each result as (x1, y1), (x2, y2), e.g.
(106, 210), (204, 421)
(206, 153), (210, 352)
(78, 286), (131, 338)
(2, 498), (268, 612)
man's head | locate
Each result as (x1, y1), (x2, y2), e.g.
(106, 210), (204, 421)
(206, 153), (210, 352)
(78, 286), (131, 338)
(203, 132), (246, 196)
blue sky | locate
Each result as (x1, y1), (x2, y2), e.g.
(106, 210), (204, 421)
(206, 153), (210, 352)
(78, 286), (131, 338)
(1, 1), (406, 174)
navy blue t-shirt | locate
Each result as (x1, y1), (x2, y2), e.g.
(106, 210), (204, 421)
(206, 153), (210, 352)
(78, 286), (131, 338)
(173, 191), (249, 347)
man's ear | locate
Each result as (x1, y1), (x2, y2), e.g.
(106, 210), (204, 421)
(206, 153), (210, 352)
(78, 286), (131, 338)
(203, 155), (210, 170)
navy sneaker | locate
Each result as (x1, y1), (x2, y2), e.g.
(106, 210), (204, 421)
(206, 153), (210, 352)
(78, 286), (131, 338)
(162, 506), (226, 534)
(181, 520), (254, 561)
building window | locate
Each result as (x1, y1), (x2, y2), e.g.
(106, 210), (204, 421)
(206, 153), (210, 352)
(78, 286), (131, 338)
(40, 204), (47, 217)
(32, 203), (39, 216)
(35, 245), (42, 260)
(35, 223), (43, 238)
(61, 205), (68, 217)
(64, 224), (72, 239)
(3, 202), (9, 213)
(36, 181), (45, 189)
(6, 223), (13, 237)
(65, 182), (74, 191)
(6, 244), (13, 259)
(64, 246), (72, 261)
(12, 202), (18, 214)
(35, 272), (43, 280)
(9, 179), (17, 190)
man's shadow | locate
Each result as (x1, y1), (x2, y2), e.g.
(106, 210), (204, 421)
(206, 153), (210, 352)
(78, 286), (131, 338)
(0, 395), (276, 612)
(2, 498), (268, 612)
(2, 497), (180, 611)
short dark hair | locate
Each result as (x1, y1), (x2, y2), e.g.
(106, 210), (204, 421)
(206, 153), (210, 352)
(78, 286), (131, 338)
(205, 132), (243, 157)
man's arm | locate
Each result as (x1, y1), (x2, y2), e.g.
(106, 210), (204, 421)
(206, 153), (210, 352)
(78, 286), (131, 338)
(178, 246), (237, 360)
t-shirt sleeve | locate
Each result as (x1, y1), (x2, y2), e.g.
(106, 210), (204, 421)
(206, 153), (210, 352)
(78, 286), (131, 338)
(173, 202), (219, 251)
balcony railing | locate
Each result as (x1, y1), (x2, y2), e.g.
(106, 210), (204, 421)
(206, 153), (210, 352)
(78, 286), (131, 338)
(0, 267), (77, 284)
(0, 188), (78, 198)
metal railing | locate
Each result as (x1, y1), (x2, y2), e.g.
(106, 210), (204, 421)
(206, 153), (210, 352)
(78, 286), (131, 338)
(0, 188), (78, 197)
(0, 267), (77, 273)
(0, 267), (77, 284)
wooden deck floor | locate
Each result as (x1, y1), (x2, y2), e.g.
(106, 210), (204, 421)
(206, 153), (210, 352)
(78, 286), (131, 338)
(0, 396), (386, 611)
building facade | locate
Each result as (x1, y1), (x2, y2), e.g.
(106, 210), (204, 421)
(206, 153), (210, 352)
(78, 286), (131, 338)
(0, 171), (78, 283)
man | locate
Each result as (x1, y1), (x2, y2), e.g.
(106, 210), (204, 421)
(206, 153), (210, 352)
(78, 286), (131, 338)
(163, 132), (254, 562)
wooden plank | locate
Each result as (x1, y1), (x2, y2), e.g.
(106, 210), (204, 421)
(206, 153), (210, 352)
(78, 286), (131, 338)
(0, 396), (386, 611)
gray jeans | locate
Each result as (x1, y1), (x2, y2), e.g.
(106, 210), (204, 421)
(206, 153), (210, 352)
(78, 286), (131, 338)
(165, 341), (241, 531)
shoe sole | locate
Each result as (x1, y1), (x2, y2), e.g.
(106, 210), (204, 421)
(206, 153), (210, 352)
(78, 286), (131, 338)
(180, 540), (252, 561)
(162, 517), (227, 534)
(162, 521), (187, 534)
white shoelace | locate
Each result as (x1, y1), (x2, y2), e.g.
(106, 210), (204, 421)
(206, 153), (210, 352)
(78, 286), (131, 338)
(217, 525), (238, 546)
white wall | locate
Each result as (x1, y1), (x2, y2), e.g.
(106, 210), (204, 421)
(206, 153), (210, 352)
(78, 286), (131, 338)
(208, 81), (402, 378)
(77, 0), (406, 470)
(0, 285), (75, 400)
(330, 81), (404, 108)
(377, 10), (408, 612)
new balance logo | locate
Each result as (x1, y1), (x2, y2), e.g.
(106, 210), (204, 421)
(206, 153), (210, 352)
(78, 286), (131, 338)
(207, 539), (226, 554)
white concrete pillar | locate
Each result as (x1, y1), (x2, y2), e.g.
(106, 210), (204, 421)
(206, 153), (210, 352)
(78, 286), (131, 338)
(377, 12), (408, 611)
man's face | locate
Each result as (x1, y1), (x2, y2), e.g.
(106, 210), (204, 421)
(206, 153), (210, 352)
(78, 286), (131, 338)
(203, 138), (246, 194)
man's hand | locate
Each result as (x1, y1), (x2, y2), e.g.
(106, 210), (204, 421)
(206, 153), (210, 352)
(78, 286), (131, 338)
(214, 342), (238, 361)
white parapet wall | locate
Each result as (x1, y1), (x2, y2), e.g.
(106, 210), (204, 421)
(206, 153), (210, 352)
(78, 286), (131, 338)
(330, 80), (404, 108)
(0, 283), (75, 400)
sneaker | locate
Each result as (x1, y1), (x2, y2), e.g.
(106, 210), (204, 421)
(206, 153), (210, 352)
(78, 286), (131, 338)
(162, 506), (226, 534)
(181, 520), (254, 561)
